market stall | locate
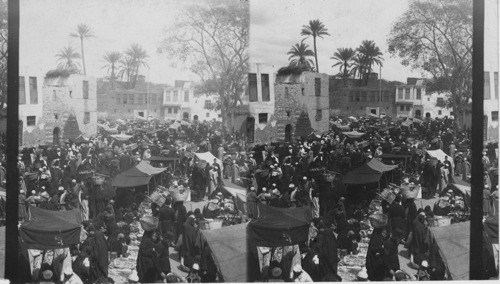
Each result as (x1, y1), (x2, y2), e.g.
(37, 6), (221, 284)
(198, 223), (247, 282)
(112, 161), (166, 188)
(343, 159), (398, 185)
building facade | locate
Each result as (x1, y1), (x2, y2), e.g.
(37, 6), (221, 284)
(20, 73), (98, 147)
(422, 92), (453, 119)
(395, 78), (426, 118)
(97, 89), (164, 121)
(329, 74), (397, 117)
(484, 0), (499, 142)
(18, 69), (44, 147)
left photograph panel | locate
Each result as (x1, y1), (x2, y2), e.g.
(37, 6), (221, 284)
(15, 0), (249, 283)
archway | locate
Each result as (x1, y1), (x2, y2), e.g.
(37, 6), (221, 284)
(285, 124), (292, 142)
(53, 127), (60, 146)
(415, 109), (421, 117)
(183, 112), (190, 120)
(425, 112), (431, 118)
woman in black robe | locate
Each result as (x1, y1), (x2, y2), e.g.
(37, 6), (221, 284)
(137, 230), (163, 283)
(410, 214), (429, 266)
(88, 226), (109, 283)
(181, 216), (199, 269)
(389, 194), (406, 238)
(174, 201), (187, 245)
(317, 221), (339, 280)
(366, 227), (388, 281)
(402, 198), (417, 240)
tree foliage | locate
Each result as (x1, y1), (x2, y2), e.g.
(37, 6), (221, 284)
(287, 39), (315, 71)
(0, 0), (7, 113)
(158, 0), (249, 131)
(331, 47), (356, 84)
(56, 46), (81, 70)
(70, 23), (94, 75)
(101, 51), (122, 89)
(387, 0), (472, 128)
(356, 40), (384, 85)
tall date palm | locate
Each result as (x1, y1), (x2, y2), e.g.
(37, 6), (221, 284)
(102, 51), (121, 88)
(70, 23), (94, 75)
(287, 40), (315, 71)
(301, 19), (330, 73)
(356, 40), (384, 85)
(331, 47), (356, 81)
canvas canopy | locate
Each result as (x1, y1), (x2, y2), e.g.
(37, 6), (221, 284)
(199, 223), (247, 282)
(112, 161), (166, 187)
(195, 152), (222, 169)
(426, 149), (454, 168)
(248, 204), (312, 247)
(169, 122), (181, 129)
(332, 122), (350, 131)
(223, 186), (247, 214)
(110, 133), (133, 141)
(343, 159), (398, 185)
(20, 207), (82, 250)
(428, 221), (470, 280)
(344, 131), (365, 139)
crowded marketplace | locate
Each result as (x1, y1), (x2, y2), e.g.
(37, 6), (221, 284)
(13, 114), (499, 283)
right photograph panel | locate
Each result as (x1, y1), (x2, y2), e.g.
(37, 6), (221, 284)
(247, 0), (498, 281)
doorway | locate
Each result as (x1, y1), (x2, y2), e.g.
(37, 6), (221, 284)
(53, 127), (60, 145)
(285, 124), (292, 142)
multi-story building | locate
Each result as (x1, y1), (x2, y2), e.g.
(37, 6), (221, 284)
(20, 72), (98, 147)
(329, 74), (397, 117)
(163, 80), (194, 121)
(484, 0), (499, 142)
(422, 92), (453, 119)
(189, 94), (222, 122)
(18, 68), (44, 147)
(394, 78), (426, 118)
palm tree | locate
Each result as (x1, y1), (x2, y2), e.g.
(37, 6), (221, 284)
(70, 23), (94, 75)
(125, 43), (149, 88)
(287, 40), (315, 71)
(350, 54), (367, 80)
(301, 19), (330, 73)
(102, 51), (121, 88)
(117, 57), (135, 88)
(331, 47), (356, 82)
(56, 46), (80, 70)
(356, 40), (384, 85)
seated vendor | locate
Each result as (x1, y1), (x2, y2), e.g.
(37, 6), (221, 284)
(433, 195), (452, 216)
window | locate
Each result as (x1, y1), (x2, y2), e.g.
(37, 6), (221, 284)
(261, 74), (270, 101)
(174, 108), (178, 114)
(168, 108), (172, 114)
(138, 111), (144, 117)
(204, 100), (212, 109)
(248, 73), (258, 102)
(301, 88), (305, 96)
(315, 78), (322, 97)
(258, 113), (268, 124)
(115, 94), (121, 104)
(29, 77), (38, 104)
(158, 93), (163, 104)
(371, 109), (377, 114)
(206, 113), (210, 118)
(19, 76), (26, 104)
(27, 116), (36, 126)
(405, 88), (410, 100)
(173, 91), (179, 102)
(165, 91), (171, 102)
(400, 105), (405, 111)
(406, 105), (411, 111)
(69, 91), (72, 98)
(84, 112), (90, 124)
(438, 110), (442, 115)
(495, 72), (498, 99)
(54, 114), (58, 120)
(287, 111), (291, 117)
(285, 87), (289, 98)
(436, 97), (444, 107)
(138, 94), (143, 104)
(428, 98), (430, 101)
(144, 93), (148, 104)
(52, 90), (57, 101)
(492, 111), (499, 121)
(122, 94), (127, 104)
(485, 72), (491, 100)
(82, 80), (89, 99)
(397, 89), (403, 100)
(129, 94), (134, 104)
(415, 88), (421, 100)
(184, 91), (189, 102)
(355, 92), (360, 102)
(316, 109), (322, 121)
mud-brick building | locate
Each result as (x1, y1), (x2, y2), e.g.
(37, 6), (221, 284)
(19, 72), (98, 147)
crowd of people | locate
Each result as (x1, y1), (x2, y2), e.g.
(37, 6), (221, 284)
(12, 115), (499, 282)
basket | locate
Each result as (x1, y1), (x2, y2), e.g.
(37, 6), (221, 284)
(150, 191), (167, 206)
(168, 187), (189, 202)
(139, 216), (159, 231)
(400, 184), (420, 199)
(369, 213), (388, 228)
(379, 189), (396, 204)
(436, 216), (452, 227)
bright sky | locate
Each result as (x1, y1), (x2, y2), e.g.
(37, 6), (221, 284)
(19, 0), (195, 85)
(250, 0), (423, 82)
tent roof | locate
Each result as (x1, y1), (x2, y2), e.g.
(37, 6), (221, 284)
(250, 204), (311, 230)
(344, 131), (365, 139)
(20, 207), (81, 250)
(112, 161), (166, 187)
(110, 133), (133, 141)
(200, 223), (247, 282)
(426, 149), (454, 167)
(429, 221), (470, 280)
(343, 159), (397, 184)
(194, 152), (222, 168)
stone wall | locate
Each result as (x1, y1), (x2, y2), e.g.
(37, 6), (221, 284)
(97, 91), (164, 121)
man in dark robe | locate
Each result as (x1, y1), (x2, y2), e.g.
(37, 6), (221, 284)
(366, 227), (388, 281)
(137, 230), (163, 283)
(402, 198), (417, 240)
(159, 198), (176, 244)
(388, 194), (405, 238)
(174, 201), (187, 246)
(246, 187), (258, 218)
(181, 216), (200, 270)
(410, 213), (429, 266)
